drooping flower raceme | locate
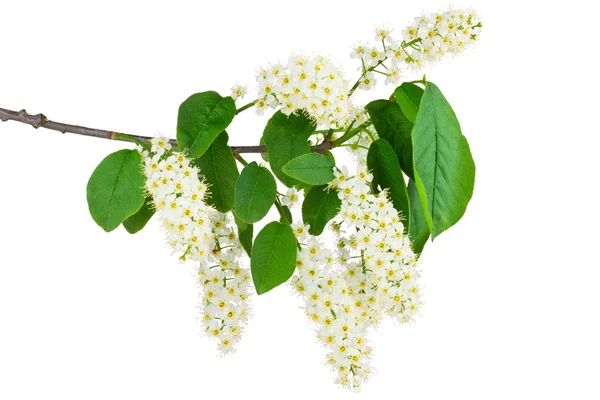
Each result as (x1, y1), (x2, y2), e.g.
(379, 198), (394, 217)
(196, 214), (253, 354)
(291, 160), (423, 391)
(138, 138), (252, 354)
(334, 163), (423, 324)
(292, 235), (375, 391)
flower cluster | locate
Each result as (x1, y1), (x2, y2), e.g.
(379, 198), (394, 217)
(140, 138), (214, 261)
(196, 214), (253, 354)
(291, 161), (422, 391)
(255, 54), (353, 127)
(138, 138), (253, 354)
(334, 163), (422, 324)
(350, 7), (482, 89)
(291, 227), (376, 391)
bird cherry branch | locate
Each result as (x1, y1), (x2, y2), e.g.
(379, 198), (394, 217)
(0, 107), (347, 156)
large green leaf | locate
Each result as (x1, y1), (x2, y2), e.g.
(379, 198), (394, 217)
(365, 99), (414, 180)
(194, 131), (238, 212)
(176, 91), (236, 158)
(395, 82), (424, 123)
(407, 179), (430, 255)
(302, 185), (341, 236)
(412, 83), (475, 239)
(87, 149), (145, 232)
(234, 162), (277, 224)
(123, 195), (155, 234)
(262, 111), (315, 187)
(251, 221), (297, 294)
(282, 153), (335, 185)
(367, 139), (410, 231)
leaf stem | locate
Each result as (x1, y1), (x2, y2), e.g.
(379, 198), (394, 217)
(235, 100), (257, 115)
(113, 133), (150, 150)
(274, 197), (301, 250)
(349, 59), (385, 97)
(331, 121), (371, 146)
(348, 38), (422, 99)
(372, 69), (389, 76)
(364, 127), (376, 141)
(316, 128), (343, 135)
(408, 77), (428, 86)
(339, 143), (369, 150)
(235, 154), (249, 167)
(274, 198), (291, 225)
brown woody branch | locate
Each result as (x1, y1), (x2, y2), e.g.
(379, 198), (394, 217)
(0, 107), (334, 154)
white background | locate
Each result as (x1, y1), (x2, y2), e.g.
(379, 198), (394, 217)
(1, 0), (599, 399)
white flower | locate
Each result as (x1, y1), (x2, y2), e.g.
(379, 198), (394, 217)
(280, 188), (301, 208)
(374, 26), (393, 43)
(350, 42), (367, 60)
(364, 47), (384, 67)
(254, 98), (268, 115)
(230, 83), (247, 101)
(385, 66), (402, 85)
(291, 221), (310, 242)
(359, 72), (376, 91)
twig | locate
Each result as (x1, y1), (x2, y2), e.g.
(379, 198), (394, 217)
(0, 107), (334, 155)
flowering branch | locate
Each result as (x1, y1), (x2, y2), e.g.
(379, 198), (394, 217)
(1, 7), (483, 392)
(0, 107), (335, 154)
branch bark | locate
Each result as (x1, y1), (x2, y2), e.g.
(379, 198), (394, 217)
(0, 107), (334, 154)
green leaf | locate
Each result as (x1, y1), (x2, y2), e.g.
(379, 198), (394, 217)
(412, 82), (475, 239)
(251, 221), (297, 294)
(194, 131), (238, 212)
(294, 182), (313, 192)
(366, 100), (415, 180)
(324, 151), (335, 163)
(123, 195), (155, 234)
(235, 216), (253, 256)
(407, 179), (430, 255)
(86, 149), (145, 232)
(239, 225), (254, 257)
(367, 139), (410, 231)
(176, 91), (236, 158)
(295, 151), (333, 193)
(395, 83), (424, 124)
(234, 162), (277, 224)
(279, 204), (293, 225)
(234, 215), (249, 233)
(262, 111), (315, 187)
(282, 153), (335, 185)
(302, 185), (341, 236)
